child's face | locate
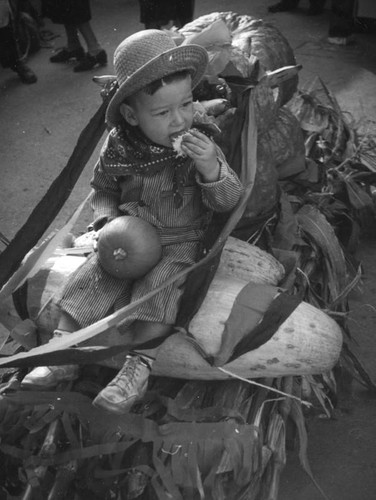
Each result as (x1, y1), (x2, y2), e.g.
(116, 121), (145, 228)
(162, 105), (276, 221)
(120, 75), (194, 148)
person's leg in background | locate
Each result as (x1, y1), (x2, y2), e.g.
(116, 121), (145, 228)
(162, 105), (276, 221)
(139, 0), (158, 29)
(44, 0), (107, 71)
(268, 0), (327, 15)
(268, 0), (299, 13)
(307, 0), (326, 15)
(174, 0), (195, 28)
(49, 23), (84, 62)
(73, 20), (107, 72)
(0, 22), (37, 83)
(328, 0), (355, 44)
(49, 21), (106, 70)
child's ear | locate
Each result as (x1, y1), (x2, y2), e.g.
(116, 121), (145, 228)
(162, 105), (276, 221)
(119, 103), (139, 126)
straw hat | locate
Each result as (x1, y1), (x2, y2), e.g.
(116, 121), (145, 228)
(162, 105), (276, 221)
(106, 29), (208, 128)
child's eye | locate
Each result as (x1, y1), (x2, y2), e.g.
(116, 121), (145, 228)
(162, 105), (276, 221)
(154, 110), (169, 117)
(182, 100), (193, 108)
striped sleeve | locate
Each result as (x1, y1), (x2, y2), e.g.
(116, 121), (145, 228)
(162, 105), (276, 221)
(196, 147), (244, 213)
(90, 156), (122, 230)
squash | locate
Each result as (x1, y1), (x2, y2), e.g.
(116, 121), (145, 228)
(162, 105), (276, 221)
(91, 276), (342, 379)
(217, 236), (285, 284)
(22, 237), (284, 336)
(180, 11), (298, 106)
(9, 239), (342, 379)
(97, 216), (162, 280)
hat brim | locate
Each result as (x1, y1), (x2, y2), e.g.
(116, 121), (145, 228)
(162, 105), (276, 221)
(106, 44), (208, 128)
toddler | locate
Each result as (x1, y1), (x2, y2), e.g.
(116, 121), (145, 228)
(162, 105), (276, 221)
(22, 29), (244, 414)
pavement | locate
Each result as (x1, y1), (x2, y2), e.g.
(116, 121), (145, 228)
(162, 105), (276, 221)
(1, 1), (376, 499)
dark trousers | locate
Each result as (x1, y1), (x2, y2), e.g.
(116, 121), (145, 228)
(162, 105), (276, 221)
(273, 0), (355, 37)
(0, 24), (19, 69)
(329, 0), (355, 37)
(139, 0), (195, 28)
(273, 0), (326, 8)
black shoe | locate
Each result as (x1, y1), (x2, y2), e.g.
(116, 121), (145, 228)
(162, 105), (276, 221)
(13, 61), (37, 84)
(50, 47), (84, 63)
(73, 50), (107, 72)
(268, 1), (298, 13)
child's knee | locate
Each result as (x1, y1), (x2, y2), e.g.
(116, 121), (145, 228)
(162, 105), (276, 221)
(130, 320), (172, 342)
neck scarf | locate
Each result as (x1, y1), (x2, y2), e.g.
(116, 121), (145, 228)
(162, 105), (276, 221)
(101, 124), (191, 207)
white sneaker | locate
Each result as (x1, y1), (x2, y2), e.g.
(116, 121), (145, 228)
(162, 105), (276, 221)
(92, 355), (152, 414)
(21, 365), (79, 389)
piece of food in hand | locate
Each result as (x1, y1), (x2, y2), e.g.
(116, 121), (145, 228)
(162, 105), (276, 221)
(172, 129), (195, 157)
(172, 122), (219, 157)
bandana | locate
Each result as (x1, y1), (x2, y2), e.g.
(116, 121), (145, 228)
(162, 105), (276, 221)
(101, 125), (192, 208)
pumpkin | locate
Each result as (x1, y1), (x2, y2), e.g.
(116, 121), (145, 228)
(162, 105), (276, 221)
(97, 216), (162, 280)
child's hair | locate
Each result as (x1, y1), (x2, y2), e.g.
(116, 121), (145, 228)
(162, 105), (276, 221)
(143, 69), (191, 95)
(125, 70), (192, 105)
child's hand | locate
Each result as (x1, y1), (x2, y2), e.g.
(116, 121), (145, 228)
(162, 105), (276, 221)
(92, 217), (118, 251)
(181, 129), (220, 182)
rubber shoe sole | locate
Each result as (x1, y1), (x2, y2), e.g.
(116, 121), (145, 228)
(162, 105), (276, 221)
(50, 47), (84, 63)
(21, 365), (79, 389)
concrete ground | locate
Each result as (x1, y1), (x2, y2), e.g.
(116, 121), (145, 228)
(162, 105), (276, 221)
(1, 1), (376, 499)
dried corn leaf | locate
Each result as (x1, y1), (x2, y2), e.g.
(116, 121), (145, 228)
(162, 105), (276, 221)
(357, 147), (376, 173)
(321, 371), (337, 397)
(303, 375), (333, 418)
(264, 412), (286, 500)
(342, 174), (375, 211)
(296, 204), (348, 303)
(0, 322), (10, 351)
(153, 420), (261, 499)
(289, 400), (331, 500)
(0, 231), (10, 248)
(0, 194), (90, 302)
(328, 263), (362, 310)
(292, 94), (330, 133)
(0, 94), (110, 288)
(342, 342), (376, 392)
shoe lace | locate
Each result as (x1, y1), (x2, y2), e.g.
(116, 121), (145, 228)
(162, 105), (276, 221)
(110, 356), (150, 395)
